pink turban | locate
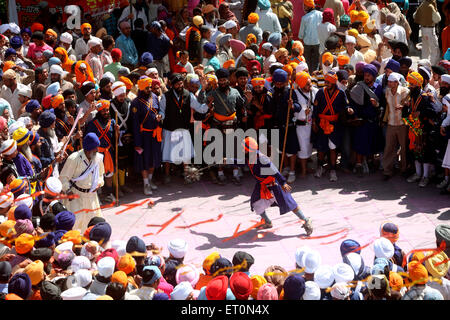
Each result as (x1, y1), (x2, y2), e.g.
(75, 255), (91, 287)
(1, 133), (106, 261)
(323, 8), (335, 25)
(0, 116), (6, 131)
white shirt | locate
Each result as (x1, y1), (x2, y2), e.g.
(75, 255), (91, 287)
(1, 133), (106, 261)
(294, 87), (318, 123)
(263, 54), (277, 76)
(384, 24), (407, 44)
(86, 52), (103, 82)
(118, 6), (148, 29)
(74, 36), (101, 60)
(101, 50), (113, 67)
(0, 83), (29, 119)
(344, 50), (365, 68)
(255, 7), (282, 34)
(424, 83), (442, 112)
(318, 22), (337, 54)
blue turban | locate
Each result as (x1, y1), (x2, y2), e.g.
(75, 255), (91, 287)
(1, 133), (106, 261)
(152, 292), (170, 300)
(83, 132), (100, 151)
(53, 230), (66, 243)
(370, 60), (381, 72)
(126, 236), (146, 254)
(46, 82), (60, 96)
(21, 28), (31, 36)
(34, 232), (55, 248)
(54, 211), (75, 231)
(445, 48), (450, 61)
(14, 204), (32, 221)
(48, 57), (61, 68)
(89, 222), (112, 244)
(203, 42), (217, 55)
(8, 273), (32, 299)
(10, 36), (23, 49)
(140, 52), (153, 65)
(4, 48), (16, 58)
(385, 59), (400, 73)
(268, 32), (282, 48)
(340, 239), (361, 256)
(150, 21), (162, 31)
(25, 99), (40, 113)
(363, 64), (378, 77)
(38, 110), (56, 128)
(337, 70), (349, 81)
(398, 57), (412, 68)
(43, 50), (53, 59)
(257, 0), (271, 10)
(210, 258), (233, 276)
(272, 69), (288, 83)
(216, 68), (229, 79)
(283, 274), (305, 300)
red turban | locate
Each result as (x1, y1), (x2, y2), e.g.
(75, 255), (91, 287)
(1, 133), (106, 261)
(246, 60), (261, 73)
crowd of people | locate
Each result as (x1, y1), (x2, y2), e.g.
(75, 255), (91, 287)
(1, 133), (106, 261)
(0, 0), (448, 300)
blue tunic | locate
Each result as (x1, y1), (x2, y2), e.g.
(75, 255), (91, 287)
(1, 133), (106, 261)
(312, 88), (348, 152)
(13, 152), (34, 178)
(130, 91), (162, 171)
(85, 116), (117, 164)
(232, 151), (298, 215)
(350, 82), (384, 156)
(269, 87), (301, 155)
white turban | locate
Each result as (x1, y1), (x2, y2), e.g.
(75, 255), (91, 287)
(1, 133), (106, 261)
(15, 193), (33, 209)
(387, 72), (401, 83)
(112, 81), (127, 97)
(333, 263), (355, 283)
(88, 38), (102, 49)
(61, 287), (87, 300)
(302, 250), (322, 274)
(223, 20), (237, 29)
(330, 282), (350, 300)
(102, 72), (116, 84)
(295, 246), (312, 268)
(0, 139), (17, 156)
(70, 256), (92, 273)
(441, 74), (450, 85)
(168, 238), (188, 259)
(0, 192), (14, 209)
(170, 281), (194, 300)
(145, 68), (158, 76)
(345, 35), (356, 44)
(8, 121), (25, 136)
(383, 32), (395, 40)
(17, 86), (32, 98)
(373, 237), (395, 259)
(45, 176), (63, 194)
(97, 256), (116, 278)
(303, 281), (321, 300)
(111, 240), (127, 257)
(60, 32), (73, 44)
(314, 265), (335, 289)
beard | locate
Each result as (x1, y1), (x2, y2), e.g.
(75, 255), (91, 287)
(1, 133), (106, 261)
(21, 144), (33, 162)
(440, 86), (449, 97)
(218, 84), (229, 92)
(410, 86), (421, 97)
(48, 128), (56, 138)
(322, 64), (332, 75)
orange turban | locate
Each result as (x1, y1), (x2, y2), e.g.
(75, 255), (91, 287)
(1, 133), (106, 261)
(111, 271), (128, 288)
(389, 272), (403, 291)
(251, 77), (265, 87)
(295, 71), (311, 88)
(45, 29), (57, 38)
(117, 254), (136, 275)
(61, 230), (82, 245)
(357, 11), (369, 24)
(349, 10), (359, 23)
(31, 23), (44, 33)
(74, 61), (95, 85)
(407, 72), (424, 87)
(223, 59), (235, 69)
(3, 61), (15, 72)
(337, 55), (350, 66)
(275, 48), (289, 60)
(407, 261), (429, 285)
(81, 23), (92, 34)
(50, 94), (64, 108)
(55, 47), (74, 73)
(322, 52), (333, 65)
(304, 0), (315, 8)
(246, 33), (257, 47)
(97, 99), (110, 111)
(292, 41), (304, 55)
(137, 77), (152, 91)
(283, 64), (293, 76)
(120, 76), (133, 90)
(250, 275), (267, 299)
(324, 71), (338, 84)
(248, 13), (259, 24)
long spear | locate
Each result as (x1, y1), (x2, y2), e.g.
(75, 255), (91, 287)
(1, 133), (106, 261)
(280, 71), (296, 172)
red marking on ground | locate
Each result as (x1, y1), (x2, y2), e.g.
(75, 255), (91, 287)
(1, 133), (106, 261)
(115, 199), (150, 215)
(222, 220), (265, 243)
(299, 228), (349, 240)
(175, 214), (223, 229)
(144, 209), (184, 237)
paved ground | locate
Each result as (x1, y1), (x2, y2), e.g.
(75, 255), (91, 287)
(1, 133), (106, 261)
(102, 166), (449, 276)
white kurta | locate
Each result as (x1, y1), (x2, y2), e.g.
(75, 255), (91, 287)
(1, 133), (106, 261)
(59, 150), (105, 232)
(294, 87), (317, 159)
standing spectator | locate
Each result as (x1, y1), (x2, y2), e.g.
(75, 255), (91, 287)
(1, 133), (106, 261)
(323, 0), (345, 27)
(239, 13), (263, 44)
(131, 18), (150, 59)
(118, 0), (149, 30)
(318, 9), (337, 54)
(147, 21), (171, 78)
(86, 38), (104, 82)
(255, 0), (282, 34)
(116, 21), (139, 69)
(299, 0), (323, 71)
(74, 23), (100, 60)
(26, 32), (53, 68)
(414, 0), (442, 65)
(101, 35), (115, 67)
(383, 13), (407, 45)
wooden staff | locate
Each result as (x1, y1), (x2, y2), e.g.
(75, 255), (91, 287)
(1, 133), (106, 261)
(280, 73), (295, 171)
(77, 123), (82, 150)
(115, 112), (119, 207)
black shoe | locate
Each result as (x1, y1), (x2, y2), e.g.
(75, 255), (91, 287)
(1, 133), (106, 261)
(257, 221), (273, 229)
(383, 174), (391, 181)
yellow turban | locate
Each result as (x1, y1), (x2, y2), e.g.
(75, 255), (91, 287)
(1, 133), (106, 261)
(407, 261), (429, 285)
(357, 11), (369, 24)
(248, 13), (259, 24)
(275, 48), (289, 60)
(295, 71), (311, 88)
(364, 19), (376, 34)
(137, 77), (152, 91)
(407, 72), (424, 87)
(12, 127), (30, 147)
(96, 99), (110, 111)
(322, 52), (333, 65)
(193, 15), (204, 27)
(50, 94), (64, 108)
(246, 33), (257, 47)
(425, 252), (450, 278)
(347, 28), (359, 38)
(203, 252), (220, 275)
(250, 275), (267, 299)
(45, 29), (57, 38)
(120, 76), (133, 90)
(349, 10), (359, 23)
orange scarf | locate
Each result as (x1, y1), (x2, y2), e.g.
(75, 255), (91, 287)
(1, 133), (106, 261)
(55, 47), (74, 73)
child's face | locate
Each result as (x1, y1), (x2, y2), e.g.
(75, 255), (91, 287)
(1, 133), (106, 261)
(181, 54), (188, 64)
